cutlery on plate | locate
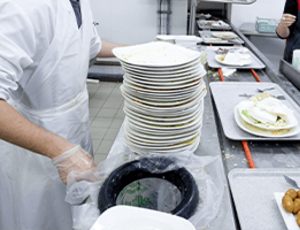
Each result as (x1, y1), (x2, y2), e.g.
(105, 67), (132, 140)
(239, 93), (286, 100)
(283, 175), (300, 188)
(257, 86), (275, 92)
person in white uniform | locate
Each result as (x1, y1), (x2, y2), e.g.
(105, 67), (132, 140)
(0, 0), (124, 229)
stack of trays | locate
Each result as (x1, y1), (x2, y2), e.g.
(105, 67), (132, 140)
(113, 42), (207, 154)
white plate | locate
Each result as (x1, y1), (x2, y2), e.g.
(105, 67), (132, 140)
(124, 98), (203, 118)
(90, 206), (196, 230)
(124, 135), (200, 154)
(215, 54), (252, 66)
(123, 78), (203, 95)
(124, 74), (202, 90)
(123, 131), (200, 150)
(234, 106), (300, 138)
(212, 32), (237, 39)
(274, 192), (300, 230)
(121, 84), (204, 107)
(122, 89), (206, 113)
(126, 114), (203, 134)
(113, 41), (201, 67)
(124, 101), (203, 122)
(125, 73), (202, 87)
(122, 65), (203, 79)
(126, 122), (200, 140)
(122, 82), (205, 101)
(126, 110), (202, 131)
(124, 104), (202, 128)
(121, 58), (202, 73)
(238, 101), (299, 130)
(125, 122), (201, 146)
(122, 80), (206, 99)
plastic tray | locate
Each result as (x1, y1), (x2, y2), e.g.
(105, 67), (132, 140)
(197, 20), (231, 30)
(206, 46), (266, 69)
(199, 31), (244, 45)
(228, 168), (300, 230)
(209, 82), (300, 141)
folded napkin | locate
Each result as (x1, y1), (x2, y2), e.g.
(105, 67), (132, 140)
(223, 53), (251, 65)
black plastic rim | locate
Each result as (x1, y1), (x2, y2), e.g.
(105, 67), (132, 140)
(98, 157), (199, 219)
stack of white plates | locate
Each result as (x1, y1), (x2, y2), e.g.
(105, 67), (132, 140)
(113, 42), (207, 154)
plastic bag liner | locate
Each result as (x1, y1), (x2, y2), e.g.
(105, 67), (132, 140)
(66, 147), (225, 230)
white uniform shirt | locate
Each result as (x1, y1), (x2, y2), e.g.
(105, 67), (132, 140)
(0, 0), (101, 110)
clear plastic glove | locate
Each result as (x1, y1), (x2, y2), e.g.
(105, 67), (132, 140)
(53, 145), (97, 184)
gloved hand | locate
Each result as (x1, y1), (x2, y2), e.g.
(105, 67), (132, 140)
(53, 145), (97, 184)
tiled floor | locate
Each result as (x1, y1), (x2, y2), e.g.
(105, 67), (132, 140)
(87, 81), (125, 165)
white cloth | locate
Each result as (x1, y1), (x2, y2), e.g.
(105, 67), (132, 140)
(0, 0), (101, 229)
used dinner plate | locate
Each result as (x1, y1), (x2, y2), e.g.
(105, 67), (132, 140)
(113, 41), (201, 67)
(215, 54), (252, 66)
(238, 101), (299, 130)
(212, 32), (237, 39)
(234, 106), (300, 138)
(124, 73), (203, 87)
(122, 81), (206, 99)
(124, 101), (203, 123)
(126, 116), (203, 135)
(120, 58), (202, 73)
(90, 206), (196, 230)
(122, 65), (203, 79)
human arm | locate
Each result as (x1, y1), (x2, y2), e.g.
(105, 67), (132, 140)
(276, 13), (296, 38)
(0, 100), (96, 184)
(96, 40), (128, 58)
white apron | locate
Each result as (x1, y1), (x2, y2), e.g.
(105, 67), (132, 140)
(0, 0), (100, 229)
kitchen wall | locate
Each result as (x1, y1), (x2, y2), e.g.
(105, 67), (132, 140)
(231, 0), (287, 69)
(89, 0), (188, 45)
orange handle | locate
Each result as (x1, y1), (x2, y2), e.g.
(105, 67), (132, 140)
(251, 69), (262, 82)
(218, 68), (225, 82)
(242, 140), (256, 168)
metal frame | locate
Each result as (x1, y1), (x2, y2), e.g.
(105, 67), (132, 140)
(188, 0), (256, 35)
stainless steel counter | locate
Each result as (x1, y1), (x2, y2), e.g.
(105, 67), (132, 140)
(202, 22), (300, 229)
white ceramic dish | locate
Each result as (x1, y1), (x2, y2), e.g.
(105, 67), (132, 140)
(123, 131), (200, 150)
(124, 74), (202, 91)
(238, 100), (299, 130)
(122, 89), (206, 114)
(124, 101), (202, 122)
(121, 84), (204, 107)
(123, 79), (205, 97)
(122, 80), (206, 99)
(124, 99), (203, 118)
(113, 41), (201, 67)
(125, 122), (201, 146)
(274, 192), (300, 230)
(125, 73), (202, 87)
(122, 66), (204, 80)
(123, 78), (204, 96)
(212, 32), (237, 39)
(126, 110), (202, 131)
(124, 135), (200, 154)
(215, 54), (252, 66)
(234, 106), (300, 138)
(126, 115), (203, 134)
(122, 84), (203, 102)
(120, 58), (202, 73)
(124, 104), (202, 128)
(125, 122), (200, 140)
(90, 206), (196, 230)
